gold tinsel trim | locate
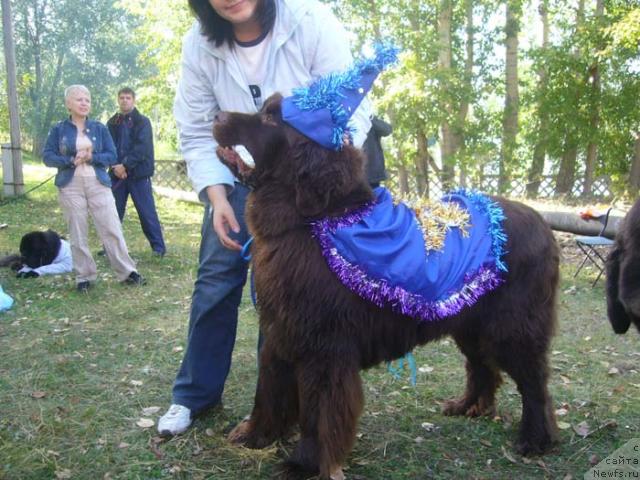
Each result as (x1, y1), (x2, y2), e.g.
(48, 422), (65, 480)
(399, 196), (471, 252)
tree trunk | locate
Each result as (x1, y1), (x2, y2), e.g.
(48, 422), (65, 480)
(556, 0), (584, 197)
(499, 0), (521, 194)
(437, 0), (455, 189)
(538, 210), (623, 239)
(582, 0), (604, 198)
(397, 160), (410, 196)
(556, 147), (577, 196)
(37, 50), (66, 153)
(416, 130), (431, 197)
(526, 0), (549, 198)
(630, 132), (640, 195)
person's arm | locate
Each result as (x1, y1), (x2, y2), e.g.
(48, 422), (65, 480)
(90, 124), (117, 168)
(122, 117), (153, 171)
(304, 4), (372, 148)
(174, 26), (235, 202)
(35, 240), (73, 275)
(32, 260), (72, 276)
(42, 125), (75, 169)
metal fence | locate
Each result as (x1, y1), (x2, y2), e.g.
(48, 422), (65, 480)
(155, 159), (612, 200)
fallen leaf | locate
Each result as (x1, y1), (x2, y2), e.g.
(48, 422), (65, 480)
(558, 421), (571, 430)
(136, 418), (155, 428)
(421, 422), (437, 432)
(562, 475), (573, 480)
(608, 367), (620, 376)
(414, 436), (424, 443)
(31, 391), (46, 399)
(55, 470), (72, 479)
(130, 380), (143, 387)
(418, 365), (434, 373)
(555, 407), (569, 416)
(573, 421), (590, 437)
(205, 428), (215, 437)
(118, 442), (130, 449)
(142, 406), (161, 416)
(148, 437), (164, 459)
(501, 446), (518, 464)
(610, 405), (621, 414)
(589, 454), (599, 466)
(480, 439), (492, 447)
(172, 346), (184, 353)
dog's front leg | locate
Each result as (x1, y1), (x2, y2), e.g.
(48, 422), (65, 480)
(282, 354), (363, 480)
(228, 342), (298, 448)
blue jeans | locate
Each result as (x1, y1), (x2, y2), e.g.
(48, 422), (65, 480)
(172, 184), (250, 413)
(111, 176), (166, 254)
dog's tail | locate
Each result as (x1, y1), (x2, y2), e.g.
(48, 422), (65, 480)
(0, 254), (23, 271)
(606, 246), (632, 334)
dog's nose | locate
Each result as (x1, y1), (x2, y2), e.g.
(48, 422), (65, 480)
(214, 112), (229, 124)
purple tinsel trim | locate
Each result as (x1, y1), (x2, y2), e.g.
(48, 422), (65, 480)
(311, 202), (506, 323)
(316, 201), (377, 233)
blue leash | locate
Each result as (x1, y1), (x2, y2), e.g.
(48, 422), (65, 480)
(241, 237), (257, 307)
(387, 352), (417, 386)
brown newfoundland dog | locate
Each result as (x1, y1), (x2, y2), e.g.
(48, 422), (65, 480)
(606, 197), (640, 334)
(214, 94), (559, 479)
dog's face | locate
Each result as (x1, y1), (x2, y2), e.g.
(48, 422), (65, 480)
(214, 94), (290, 189)
(214, 94), (367, 217)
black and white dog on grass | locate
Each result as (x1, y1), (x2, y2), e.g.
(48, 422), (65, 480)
(0, 230), (72, 278)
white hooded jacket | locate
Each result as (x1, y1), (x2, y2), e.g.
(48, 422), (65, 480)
(173, 0), (372, 201)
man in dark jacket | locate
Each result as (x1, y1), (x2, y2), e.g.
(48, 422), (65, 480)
(363, 116), (393, 188)
(107, 87), (166, 256)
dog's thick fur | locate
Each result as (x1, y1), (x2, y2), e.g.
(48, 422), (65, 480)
(0, 230), (62, 271)
(215, 95), (560, 478)
(606, 197), (640, 334)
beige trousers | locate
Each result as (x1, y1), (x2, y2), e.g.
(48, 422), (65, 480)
(58, 174), (137, 283)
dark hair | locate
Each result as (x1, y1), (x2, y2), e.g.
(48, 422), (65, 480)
(118, 87), (136, 98)
(188, 0), (276, 47)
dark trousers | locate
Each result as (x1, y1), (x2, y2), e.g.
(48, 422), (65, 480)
(111, 176), (166, 254)
(172, 184), (250, 413)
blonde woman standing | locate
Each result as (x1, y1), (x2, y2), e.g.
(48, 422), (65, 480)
(43, 84), (145, 292)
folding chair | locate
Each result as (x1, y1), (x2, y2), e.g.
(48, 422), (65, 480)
(573, 207), (615, 287)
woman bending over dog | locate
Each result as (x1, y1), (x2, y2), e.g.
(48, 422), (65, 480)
(158, 0), (372, 436)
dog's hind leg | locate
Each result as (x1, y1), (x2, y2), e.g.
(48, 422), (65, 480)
(443, 334), (502, 418)
(495, 341), (558, 455)
(228, 344), (299, 448)
(283, 356), (363, 480)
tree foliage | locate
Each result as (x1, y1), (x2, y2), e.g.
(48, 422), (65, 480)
(11, 0), (146, 152)
(4, 0), (640, 197)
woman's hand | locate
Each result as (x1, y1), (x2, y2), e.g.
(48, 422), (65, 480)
(74, 149), (91, 165)
(207, 185), (242, 251)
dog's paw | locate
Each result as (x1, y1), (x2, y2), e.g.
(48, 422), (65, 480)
(442, 397), (495, 418)
(514, 435), (555, 457)
(273, 461), (319, 480)
(227, 415), (253, 445)
(442, 397), (468, 416)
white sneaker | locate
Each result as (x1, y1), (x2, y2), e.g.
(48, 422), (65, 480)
(158, 404), (192, 436)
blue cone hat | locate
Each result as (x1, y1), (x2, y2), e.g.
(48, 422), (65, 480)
(281, 42), (399, 151)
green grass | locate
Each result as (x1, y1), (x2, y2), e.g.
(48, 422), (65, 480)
(1, 160), (639, 479)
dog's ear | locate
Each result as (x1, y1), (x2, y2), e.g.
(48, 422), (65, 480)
(294, 142), (359, 217)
